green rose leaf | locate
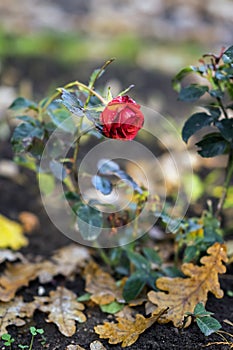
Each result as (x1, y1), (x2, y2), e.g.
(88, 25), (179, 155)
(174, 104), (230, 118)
(172, 66), (195, 92)
(76, 204), (103, 241)
(49, 160), (67, 181)
(209, 89), (224, 99)
(9, 97), (38, 111)
(215, 119), (233, 142)
(48, 107), (76, 133)
(11, 121), (44, 153)
(57, 88), (84, 116)
(196, 133), (229, 158)
(92, 175), (112, 195)
(123, 271), (147, 302)
(182, 112), (213, 143)
(222, 45), (233, 64)
(178, 85), (209, 102)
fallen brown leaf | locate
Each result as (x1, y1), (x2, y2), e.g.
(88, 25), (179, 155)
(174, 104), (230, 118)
(84, 261), (124, 305)
(94, 310), (165, 347)
(35, 286), (86, 337)
(147, 242), (227, 327)
(18, 211), (40, 233)
(0, 297), (37, 335)
(0, 244), (90, 301)
(0, 262), (39, 302)
(37, 244), (90, 283)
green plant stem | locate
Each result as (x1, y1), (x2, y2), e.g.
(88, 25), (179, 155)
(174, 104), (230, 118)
(98, 247), (112, 266)
(40, 81), (107, 113)
(29, 335), (34, 350)
(72, 125), (94, 192)
(216, 149), (233, 217)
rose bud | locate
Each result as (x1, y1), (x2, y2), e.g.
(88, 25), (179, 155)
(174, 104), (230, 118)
(100, 95), (144, 140)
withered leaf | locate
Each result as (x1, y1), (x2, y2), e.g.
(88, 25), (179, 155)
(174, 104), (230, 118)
(0, 296), (37, 335)
(35, 286), (86, 337)
(84, 261), (124, 305)
(38, 244), (90, 283)
(0, 262), (39, 302)
(0, 244), (90, 301)
(94, 310), (165, 347)
(147, 243), (227, 328)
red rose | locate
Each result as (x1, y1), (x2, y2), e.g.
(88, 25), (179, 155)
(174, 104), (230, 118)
(100, 95), (144, 140)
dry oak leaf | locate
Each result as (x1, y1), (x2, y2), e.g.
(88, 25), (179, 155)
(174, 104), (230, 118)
(0, 262), (39, 302)
(0, 296), (37, 335)
(0, 214), (28, 250)
(37, 244), (90, 284)
(84, 261), (124, 305)
(147, 242), (227, 328)
(35, 286), (86, 337)
(94, 311), (165, 348)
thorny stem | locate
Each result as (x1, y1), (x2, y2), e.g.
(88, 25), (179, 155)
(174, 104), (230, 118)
(72, 125), (94, 193)
(216, 148), (233, 217)
(84, 58), (115, 108)
(217, 97), (229, 119)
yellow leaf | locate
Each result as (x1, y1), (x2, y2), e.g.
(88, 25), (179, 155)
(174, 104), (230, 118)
(35, 286), (86, 337)
(84, 261), (124, 305)
(147, 243), (227, 328)
(0, 296), (37, 335)
(95, 311), (165, 348)
(0, 214), (28, 250)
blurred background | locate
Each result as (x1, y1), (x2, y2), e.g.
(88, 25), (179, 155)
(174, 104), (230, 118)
(0, 0), (233, 233)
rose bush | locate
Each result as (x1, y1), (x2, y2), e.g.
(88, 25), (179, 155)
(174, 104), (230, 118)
(100, 95), (144, 140)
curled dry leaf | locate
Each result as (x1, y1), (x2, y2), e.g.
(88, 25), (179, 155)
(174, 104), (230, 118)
(0, 296), (37, 335)
(94, 310), (166, 348)
(0, 262), (39, 302)
(18, 211), (40, 233)
(84, 261), (124, 305)
(35, 286), (86, 337)
(0, 214), (28, 250)
(147, 243), (227, 328)
(37, 244), (90, 283)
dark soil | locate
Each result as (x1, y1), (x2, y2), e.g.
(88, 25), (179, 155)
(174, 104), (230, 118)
(1, 57), (233, 350)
